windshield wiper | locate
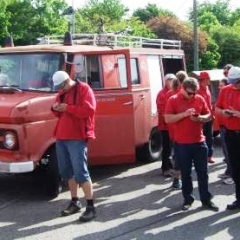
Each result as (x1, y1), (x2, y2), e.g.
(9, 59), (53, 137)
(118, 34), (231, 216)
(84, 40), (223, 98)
(0, 85), (22, 92)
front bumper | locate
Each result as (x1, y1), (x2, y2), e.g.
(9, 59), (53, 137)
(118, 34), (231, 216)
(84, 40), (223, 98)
(0, 161), (34, 173)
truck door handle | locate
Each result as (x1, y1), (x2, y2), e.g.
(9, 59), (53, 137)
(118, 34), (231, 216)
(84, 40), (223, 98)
(140, 95), (145, 99)
(123, 101), (133, 105)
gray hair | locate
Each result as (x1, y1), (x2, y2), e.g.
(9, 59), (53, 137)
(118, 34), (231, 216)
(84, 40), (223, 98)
(182, 77), (199, 91)
(164, 73), (176, 81)
(176, 70), (188, 84)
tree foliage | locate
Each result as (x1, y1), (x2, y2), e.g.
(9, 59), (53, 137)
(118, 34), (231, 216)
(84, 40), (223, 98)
(1, 0), (68, 45)
(80, 0), (128, 23)
(190, 0), (240, 69)
(199, 37), (220, 69)
(198, 11), (221, 32)
(132, 3), (175, 23)
(0, 1), (11, 43)
(189, 0), (231, 26)
(211, 26), (240, 67)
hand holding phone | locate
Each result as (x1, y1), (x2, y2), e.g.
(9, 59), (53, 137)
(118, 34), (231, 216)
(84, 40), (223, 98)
(192, 113), (199, 117)
(225, 110), (233, 115)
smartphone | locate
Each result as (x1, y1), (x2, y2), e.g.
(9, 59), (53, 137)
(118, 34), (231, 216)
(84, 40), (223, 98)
(225, 111), (233, 115)
(192, 114), (199, 117)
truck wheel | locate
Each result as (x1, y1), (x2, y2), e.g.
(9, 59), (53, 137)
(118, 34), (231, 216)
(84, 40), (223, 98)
(45, 148), (63, 198)
(137, 128), (162, 163)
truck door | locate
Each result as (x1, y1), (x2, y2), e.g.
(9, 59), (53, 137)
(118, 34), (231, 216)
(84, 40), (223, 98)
(74, 50), (135, 165)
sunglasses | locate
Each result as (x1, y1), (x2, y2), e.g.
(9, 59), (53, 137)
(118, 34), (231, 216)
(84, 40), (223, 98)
(185, 89), (197, 96)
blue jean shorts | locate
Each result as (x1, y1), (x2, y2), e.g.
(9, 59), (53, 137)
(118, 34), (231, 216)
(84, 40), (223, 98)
(56, 140), (90, 183)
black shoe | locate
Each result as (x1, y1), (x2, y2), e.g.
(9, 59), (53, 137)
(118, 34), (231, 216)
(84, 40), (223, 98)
(182, 201), (193, 211)
(226, 201), (240, 210)
(79, 206), (96, 222)
(61, 201), (81, 216)
(202, 200), (219, 212)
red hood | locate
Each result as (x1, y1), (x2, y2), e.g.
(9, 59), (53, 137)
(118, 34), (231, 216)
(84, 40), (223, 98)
(0, 91), (56, 124)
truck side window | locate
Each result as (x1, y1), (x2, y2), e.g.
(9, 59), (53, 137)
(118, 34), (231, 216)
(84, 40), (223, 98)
(130, 58), (140, 85)
(87, 56), (102, 89)
(74, 54), (102, 89)
(118, 58), (127, 88)
(118, 58), (139, 86)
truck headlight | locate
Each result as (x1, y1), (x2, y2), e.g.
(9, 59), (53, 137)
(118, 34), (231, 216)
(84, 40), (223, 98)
(3, 131), (18, 150)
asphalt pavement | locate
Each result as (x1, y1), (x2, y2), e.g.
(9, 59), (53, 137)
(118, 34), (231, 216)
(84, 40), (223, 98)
(0, 140), (239, 240)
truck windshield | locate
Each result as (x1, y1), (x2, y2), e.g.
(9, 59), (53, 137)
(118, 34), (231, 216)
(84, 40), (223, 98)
(0, 53), (61, 92)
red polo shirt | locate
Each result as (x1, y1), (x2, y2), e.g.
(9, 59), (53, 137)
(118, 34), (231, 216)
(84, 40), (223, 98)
(156, 86), (169, 130)
(215, 84), (240, 130)
(164, 92), (210, 144)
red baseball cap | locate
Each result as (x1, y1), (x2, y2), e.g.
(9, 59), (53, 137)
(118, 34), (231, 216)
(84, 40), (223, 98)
(199, 71), (210, 80)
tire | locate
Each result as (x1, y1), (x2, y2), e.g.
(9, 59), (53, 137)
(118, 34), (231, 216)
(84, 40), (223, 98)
(45, 148), (63, 198)
(137, 128), (162, 163)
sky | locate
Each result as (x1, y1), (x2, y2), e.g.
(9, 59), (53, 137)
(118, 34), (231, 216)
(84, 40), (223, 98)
(66, 0), (240, 20)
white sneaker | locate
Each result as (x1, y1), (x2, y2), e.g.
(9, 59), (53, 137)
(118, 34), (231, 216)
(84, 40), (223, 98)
(218, 173), (230, 179)
(223, 177), (234, 185)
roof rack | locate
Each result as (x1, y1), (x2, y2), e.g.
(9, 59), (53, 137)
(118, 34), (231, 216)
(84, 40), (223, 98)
(37, 33), (182, 49)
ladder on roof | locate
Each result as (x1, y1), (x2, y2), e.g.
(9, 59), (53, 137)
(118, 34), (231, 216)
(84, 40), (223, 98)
(37, 33), (182, 49)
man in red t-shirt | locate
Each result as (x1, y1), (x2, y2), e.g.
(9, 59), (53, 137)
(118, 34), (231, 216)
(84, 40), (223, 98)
(52, 71), (97, 222)
(164, 77), (219, 211)
(215, 66), (240, 210)
(156, 74), (176, 177)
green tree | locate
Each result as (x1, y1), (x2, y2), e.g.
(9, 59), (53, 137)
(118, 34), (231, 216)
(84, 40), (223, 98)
(199, 37), (220, 69)
(79, 0), (127, 27)
(0, 1), (11, 44)
(189, 0), (231, 26)
(75, 0), (155, 38)
(6, 0), (68, 45)
(211, 26), (240, 67)
(198, 11), (221, 32)
(229, 8), (240, 26)
(132, 3), (175, 23)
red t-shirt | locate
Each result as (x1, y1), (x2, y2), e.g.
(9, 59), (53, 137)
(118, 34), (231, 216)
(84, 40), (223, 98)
(215, 84), (240, 130)
(164, 92), (210, 144)
(156, 87), (169, 130)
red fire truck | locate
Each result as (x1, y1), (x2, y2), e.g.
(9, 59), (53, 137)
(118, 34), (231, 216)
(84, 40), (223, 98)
(0, 32), (186, 196)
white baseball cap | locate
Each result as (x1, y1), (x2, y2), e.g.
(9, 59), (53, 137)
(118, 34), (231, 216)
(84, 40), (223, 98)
(52, 71), (69, 86)
(228, 66), (240, 84)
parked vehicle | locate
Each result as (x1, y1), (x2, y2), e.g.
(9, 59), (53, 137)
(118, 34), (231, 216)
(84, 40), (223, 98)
(0, 32), (186, 196)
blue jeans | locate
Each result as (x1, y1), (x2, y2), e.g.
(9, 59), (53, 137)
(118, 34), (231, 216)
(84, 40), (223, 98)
(56, 140), (90, 183)
(175, 142), (212, 204)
